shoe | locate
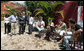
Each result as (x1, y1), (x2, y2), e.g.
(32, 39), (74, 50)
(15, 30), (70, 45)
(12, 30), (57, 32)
(8, 33), (11, 34)
(35, 34), (41, 38)
(60, 47), (66, 50)
(28, 33), (31, 34)
(47, 39), (51, 41)
(45, 37), (51, 41)
(59, 44), (64, 47)
(4, 33), (6, 34)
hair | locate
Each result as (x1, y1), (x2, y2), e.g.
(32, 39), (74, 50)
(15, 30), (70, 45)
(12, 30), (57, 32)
(59, 19), (63, 22)
(49, 19), (52, 22)
(5, 14), (9, 18)
(69, 19), (75, 24)
(39, 16), (43, 19)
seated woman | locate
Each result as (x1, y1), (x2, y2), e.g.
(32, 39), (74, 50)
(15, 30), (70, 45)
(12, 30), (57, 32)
(55, 19), (67, 38)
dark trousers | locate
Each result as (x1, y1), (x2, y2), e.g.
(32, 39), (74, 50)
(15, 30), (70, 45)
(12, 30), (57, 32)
(19, 24), (24, 34)
(4, 23), (11, 34)
(23, 25), (26, 33)
(45, 31), (52, 40)
(28, 24), (33, 34)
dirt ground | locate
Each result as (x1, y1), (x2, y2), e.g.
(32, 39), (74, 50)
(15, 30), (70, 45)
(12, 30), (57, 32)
(1, 21), (60, 50)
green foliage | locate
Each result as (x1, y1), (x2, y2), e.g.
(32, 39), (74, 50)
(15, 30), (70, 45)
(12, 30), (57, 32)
(15, 2), (24, 6)
(1, 18), (3, 21)
(48, 17), (54, 22)
(25, 1), (64, 23)
(78, 1), (83, 6)
(25, 1), (39, 16)
(1, 1), (9, 3)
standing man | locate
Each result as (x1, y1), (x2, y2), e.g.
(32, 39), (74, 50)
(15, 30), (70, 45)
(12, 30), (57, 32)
(22, 11), (26, 33)
(26, 12), (34, 34)
(9, 12), (18, 35)
(18, 13), (26, 34)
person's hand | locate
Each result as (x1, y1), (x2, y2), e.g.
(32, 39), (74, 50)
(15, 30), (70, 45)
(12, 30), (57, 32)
(38, 25), (41, 27)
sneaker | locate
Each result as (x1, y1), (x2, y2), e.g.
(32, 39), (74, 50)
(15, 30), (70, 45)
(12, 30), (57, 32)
(4, 33), (6, 34)
(8, 33), (11, 34)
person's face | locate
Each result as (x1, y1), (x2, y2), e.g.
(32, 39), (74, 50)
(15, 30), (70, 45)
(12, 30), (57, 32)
(69, 22), (75, 27)
(28, 13), (30, 16)
(49, 20), (52, 23)
(23, 12), (25, 15)
(14, 12), (16, 15)
(40, 18), (42, 21)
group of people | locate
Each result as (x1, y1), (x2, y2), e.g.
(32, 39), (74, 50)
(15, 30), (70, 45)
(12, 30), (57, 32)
(4, 11), (83, 50)
(4, 11), (46, 35)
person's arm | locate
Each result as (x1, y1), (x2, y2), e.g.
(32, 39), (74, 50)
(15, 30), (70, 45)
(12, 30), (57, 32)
(41, 21), (45, 27)
(52, 22), (54, 27)
(74, 29), (83, 35)
(8, 15), (12, 23)
(59, 23), (66, 28)
(18, 18), (21, 26)
(25, 16), (28, 25)
(32, 17), (34, 24)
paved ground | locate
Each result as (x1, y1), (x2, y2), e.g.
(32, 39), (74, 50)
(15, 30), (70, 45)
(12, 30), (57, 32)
(1, 21), (60, 50)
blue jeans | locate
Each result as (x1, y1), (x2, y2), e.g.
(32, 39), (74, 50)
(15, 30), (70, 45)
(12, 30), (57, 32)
(63, 33), (73, 50)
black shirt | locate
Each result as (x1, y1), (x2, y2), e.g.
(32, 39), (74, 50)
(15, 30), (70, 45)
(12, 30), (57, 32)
(75, 24), (83, 41)
(18, 17), (26, 24)
(75, 24), (82, 31)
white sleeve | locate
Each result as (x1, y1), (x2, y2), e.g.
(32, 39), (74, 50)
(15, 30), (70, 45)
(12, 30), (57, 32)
(32, 17), (34, 23)
(52, 23), (54, 26)
(8, 15), (12, 21)
(16, 16), (18, 20)
(43, 21), (45, 26)
(4, 17), (5, 23)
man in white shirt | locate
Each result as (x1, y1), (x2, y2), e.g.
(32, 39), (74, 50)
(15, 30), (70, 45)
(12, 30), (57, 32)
(9, 12), (18, 35)
(36, 17), (45, 31)
(28, 13), (34, 34)
(35, 17), (45, 38)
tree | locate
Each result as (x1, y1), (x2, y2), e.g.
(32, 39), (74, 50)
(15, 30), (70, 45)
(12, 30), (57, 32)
(1, 1), (9, 3)
(78, 1), (83, 6)
(34, 1), (64, 24)
(25, 1), (64, 26)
